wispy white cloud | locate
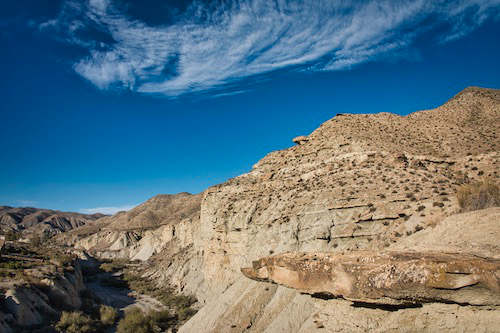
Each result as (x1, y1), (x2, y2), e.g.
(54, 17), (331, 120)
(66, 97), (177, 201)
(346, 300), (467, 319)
(42, 0), (500, 96)
(80, 205), (135, 215)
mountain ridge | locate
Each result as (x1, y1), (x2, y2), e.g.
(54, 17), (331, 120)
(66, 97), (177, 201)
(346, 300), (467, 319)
(0, 206), (105, 239)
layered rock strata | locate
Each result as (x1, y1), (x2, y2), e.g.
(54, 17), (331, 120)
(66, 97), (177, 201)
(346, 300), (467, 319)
(179, 87), (500, 332)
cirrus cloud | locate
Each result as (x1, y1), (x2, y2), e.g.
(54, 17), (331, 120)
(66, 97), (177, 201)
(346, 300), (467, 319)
(80, 204), (136, 215)
(41, 0), (500, 96)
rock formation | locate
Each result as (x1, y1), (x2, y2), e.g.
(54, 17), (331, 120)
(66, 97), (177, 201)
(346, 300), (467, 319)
(242, 250), (500, 306)
(58, 192), (202, 261)
(0, 257), (86, 332)
(292, 136), (309, 145)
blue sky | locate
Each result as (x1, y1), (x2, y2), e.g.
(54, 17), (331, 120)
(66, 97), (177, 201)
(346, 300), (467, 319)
(1, 0), (499, 214)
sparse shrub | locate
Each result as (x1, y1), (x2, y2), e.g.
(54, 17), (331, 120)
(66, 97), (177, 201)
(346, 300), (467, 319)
(4, 230), (20, 241)
(100, 305), (118, 326)
(457, 179), (500, 212)
(57, 254), (74, 267)
(116, 308), (154, 333)
(55, 311), (98, 333)
(0, 261), (25, 270)
(150, 310), (174, 329)
(120, 269), (198, 328)
(116, 308), (175, 333)
(159, 294), (196, 310)
(100, 259), (127, 273)
(177, 307), (197, 321)
(14, 270), (28, 281)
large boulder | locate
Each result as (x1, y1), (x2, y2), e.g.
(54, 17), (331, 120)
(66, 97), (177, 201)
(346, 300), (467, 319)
(242, 251), (500, 306)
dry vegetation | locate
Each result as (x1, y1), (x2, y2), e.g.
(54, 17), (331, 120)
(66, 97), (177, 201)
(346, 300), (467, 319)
(0, 241), (76, 284)
(55, 311), (97, 333)
(457, 178), (500, 212)
(54, 306), (118, 333)
(99, 304), (118, 326)
(123, 270), (197, 321)
(116, 308), (173, 333)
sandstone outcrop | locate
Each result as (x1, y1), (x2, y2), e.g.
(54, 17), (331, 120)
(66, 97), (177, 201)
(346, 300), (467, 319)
(292, 136), (309, 145)
(181, 208), (500, 333)
(242, 251), (500, 306)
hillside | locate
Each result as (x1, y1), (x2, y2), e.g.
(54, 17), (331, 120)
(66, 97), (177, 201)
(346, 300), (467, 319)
(101, 192), (201, 231)
(54, 86), (500, 332)
(0, 206), (104, 239)
(58, 192), (202, 260)
(179, 86), (499, 332)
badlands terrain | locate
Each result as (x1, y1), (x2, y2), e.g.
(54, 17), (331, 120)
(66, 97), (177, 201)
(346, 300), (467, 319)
(0, 86), (499, 332)
(0, 206), (104, 239)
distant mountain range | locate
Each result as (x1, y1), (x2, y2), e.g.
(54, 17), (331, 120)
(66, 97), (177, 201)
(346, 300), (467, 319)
(0, 206), (105, 238)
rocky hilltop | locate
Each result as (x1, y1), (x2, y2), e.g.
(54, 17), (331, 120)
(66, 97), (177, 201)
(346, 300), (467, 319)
(60, 87), (499, 332)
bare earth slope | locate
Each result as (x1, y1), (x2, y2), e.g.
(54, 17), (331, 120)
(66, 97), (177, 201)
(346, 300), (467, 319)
(0, 206), (104, 238)
(59, 192), (202, 261)
(99, 192), (201, 231)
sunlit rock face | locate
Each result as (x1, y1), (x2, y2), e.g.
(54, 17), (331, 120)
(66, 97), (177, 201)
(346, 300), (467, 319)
(195, 87), (499, 301)
(242, 250), (500, 305)
(180, 87), (500, 332)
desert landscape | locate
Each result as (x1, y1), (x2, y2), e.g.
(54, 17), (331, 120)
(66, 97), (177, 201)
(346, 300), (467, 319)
(2, 1), (500, 332)
(0, 87), (498, 332)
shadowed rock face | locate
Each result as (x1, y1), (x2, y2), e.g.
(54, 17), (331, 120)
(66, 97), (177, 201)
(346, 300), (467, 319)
(242, 251), (500, 306)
